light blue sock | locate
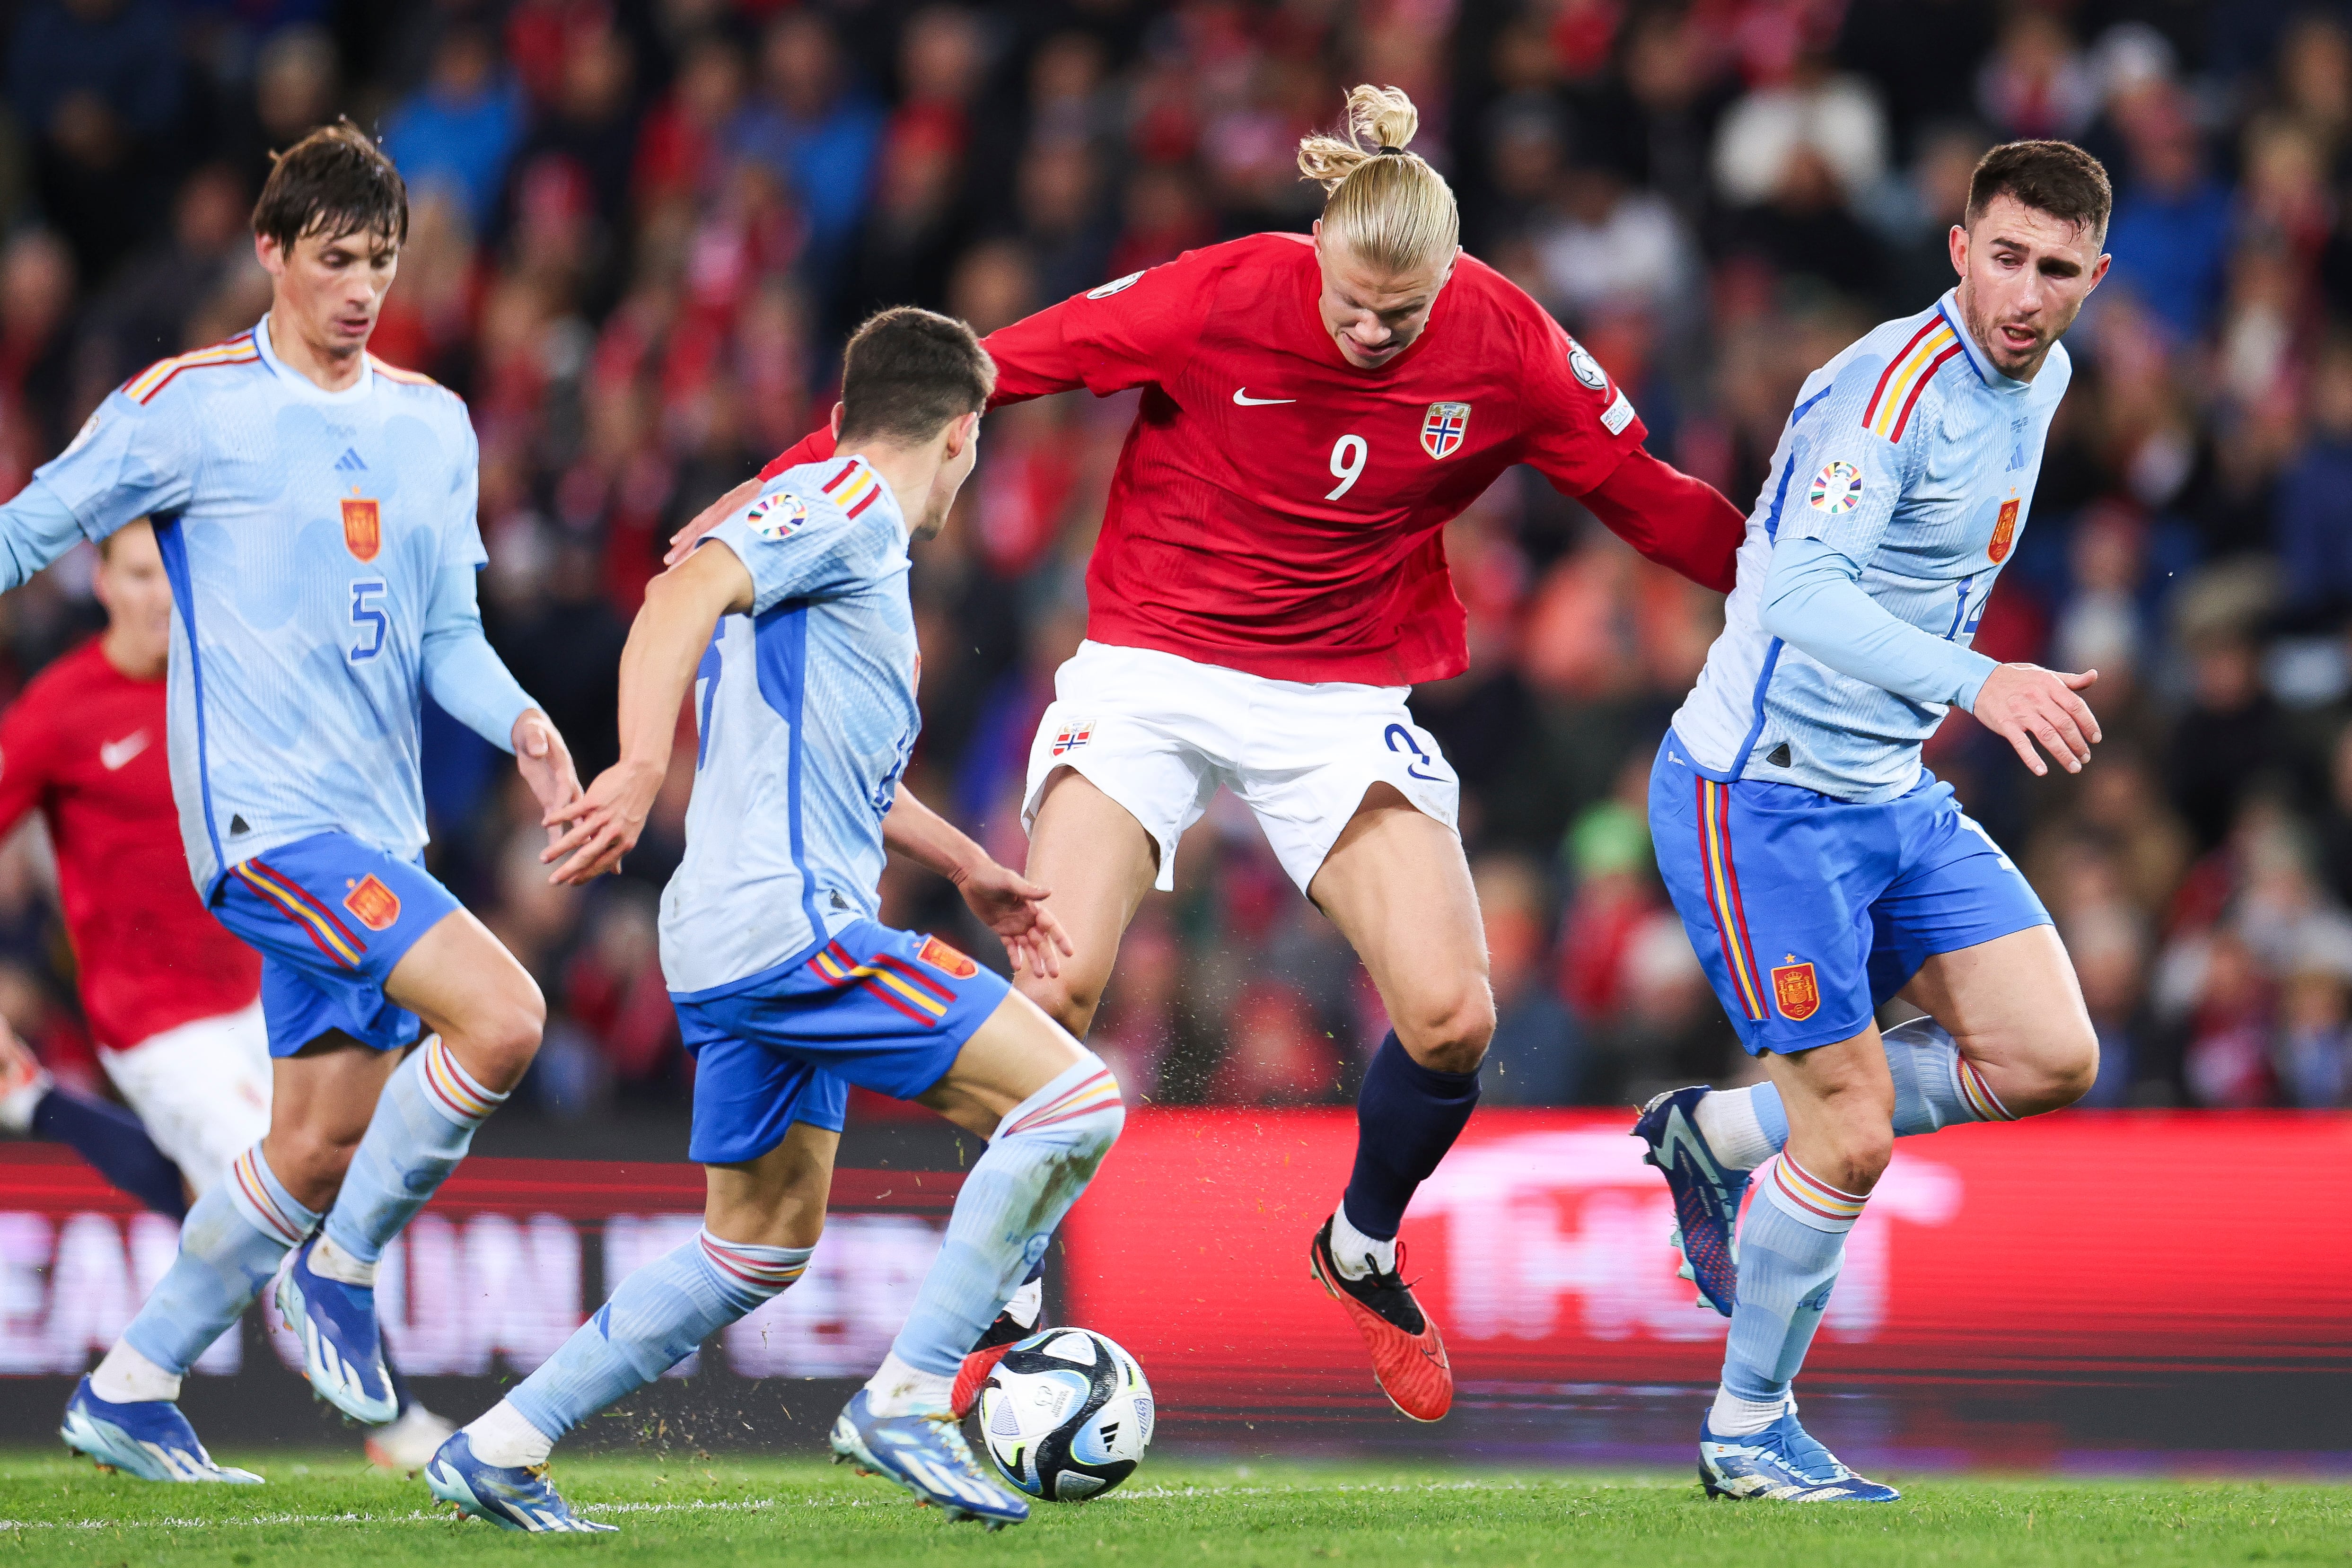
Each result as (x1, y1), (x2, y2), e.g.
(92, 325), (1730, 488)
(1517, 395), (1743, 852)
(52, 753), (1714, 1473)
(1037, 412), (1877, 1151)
(502, 1229), (808, 1449)
(1712, 1155), (1866, 1434)
(1700, 1019), (2012, 1167)
(323, 1039), (507, 1264)
(121, 1145), (318, 1376)
(888, 1054), (1124, 1377)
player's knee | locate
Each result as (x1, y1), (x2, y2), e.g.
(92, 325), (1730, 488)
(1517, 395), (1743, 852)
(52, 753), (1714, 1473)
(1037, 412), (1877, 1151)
(1017, 966), (1103, 1039)
(1397, 982), (1495, 1077)
(1819, 1116), (1894, 1193)
(455, 976), (546, 1089)
(271, 1125), (364, 1205)
(2016, 1022), (2100, 1114)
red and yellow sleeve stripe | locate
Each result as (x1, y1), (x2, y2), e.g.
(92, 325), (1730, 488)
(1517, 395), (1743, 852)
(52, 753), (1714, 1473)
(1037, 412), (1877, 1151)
(821, 458), (883, 519)
(1861, 317), (1961, 444)
(122, 333), (259, 404)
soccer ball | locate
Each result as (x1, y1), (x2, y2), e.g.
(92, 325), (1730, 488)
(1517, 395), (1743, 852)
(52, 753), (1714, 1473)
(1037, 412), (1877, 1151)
(975, 1328), (1154, 1500)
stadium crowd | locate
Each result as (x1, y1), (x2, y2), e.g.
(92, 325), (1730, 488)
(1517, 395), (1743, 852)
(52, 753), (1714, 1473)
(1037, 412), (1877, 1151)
(0, 0), (2348, 1121)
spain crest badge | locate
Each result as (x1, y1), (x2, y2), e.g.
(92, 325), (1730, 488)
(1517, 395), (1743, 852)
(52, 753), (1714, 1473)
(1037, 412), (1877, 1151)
(1771, 959), (1820, 1021)
(341, 496), (381, 563)
(917, 935), (980, 979)
(1421, 402), (1470, 460)
(1989, 497), (2020, 563)
(342, 874), (402, 931)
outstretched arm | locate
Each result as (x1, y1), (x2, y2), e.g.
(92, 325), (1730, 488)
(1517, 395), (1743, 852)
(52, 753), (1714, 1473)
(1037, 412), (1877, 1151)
(1578, 448), (1746, 594)
(1759, 534), (2100, 776)
(0, 481), (91, 593)
(883, 789), (1072, 980)
(542, 541), (753, 883)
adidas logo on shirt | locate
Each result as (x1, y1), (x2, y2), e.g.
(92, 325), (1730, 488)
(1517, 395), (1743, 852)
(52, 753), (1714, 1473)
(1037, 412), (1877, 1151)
(334, 448), (367, 473)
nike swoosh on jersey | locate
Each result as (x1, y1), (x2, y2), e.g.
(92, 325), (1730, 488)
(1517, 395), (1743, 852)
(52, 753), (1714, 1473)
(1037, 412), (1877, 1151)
(1232, 388), (1296, 405)
(99, 731), (151, 771)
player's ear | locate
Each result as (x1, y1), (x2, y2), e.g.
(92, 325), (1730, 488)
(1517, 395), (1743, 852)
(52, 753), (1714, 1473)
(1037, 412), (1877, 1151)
(828, 401), (846, 438)
(254, 233), (283, 277)
(1947, 223), (1968, 279)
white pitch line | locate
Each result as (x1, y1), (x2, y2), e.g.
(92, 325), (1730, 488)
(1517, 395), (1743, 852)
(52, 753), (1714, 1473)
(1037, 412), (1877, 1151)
(0, 1475), (1679, 1532)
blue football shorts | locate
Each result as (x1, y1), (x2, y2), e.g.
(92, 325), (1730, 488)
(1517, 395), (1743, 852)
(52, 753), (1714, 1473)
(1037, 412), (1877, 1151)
(673, 918), (1012, 1166)
(211, 831), (464, 1058)
(1649, 732), (2051, 1056)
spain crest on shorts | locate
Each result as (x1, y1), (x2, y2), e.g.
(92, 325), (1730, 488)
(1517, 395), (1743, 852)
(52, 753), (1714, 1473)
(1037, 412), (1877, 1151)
(917, 934), (979, 979)
(1989, 497), (2020, 563)
(1421, 402), (1470, 460)
(341, 496), (381, 563)
(342, 874), (401, 932)
(1051, 720), (1094, 757)
(1771, 959), (1820, 1021)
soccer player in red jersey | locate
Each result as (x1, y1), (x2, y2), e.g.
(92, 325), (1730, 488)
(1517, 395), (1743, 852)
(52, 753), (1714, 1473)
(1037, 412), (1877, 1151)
(0, 518), (452, 1471)
(669, 86), (1746, 1422)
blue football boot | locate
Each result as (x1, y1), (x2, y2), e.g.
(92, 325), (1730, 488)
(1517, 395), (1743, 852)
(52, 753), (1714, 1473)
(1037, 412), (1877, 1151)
(1699, 1407), (1901, 1501)
(423, 1431), (617, 1533)
(60, 1376), (262, 1483)
(830, 1389), (1028, 1528)
(275, 1237), (398, 1423)
(1633, 1086), (1749, 1316)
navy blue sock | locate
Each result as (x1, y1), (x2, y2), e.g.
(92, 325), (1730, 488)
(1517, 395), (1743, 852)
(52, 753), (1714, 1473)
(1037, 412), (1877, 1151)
(30, 1087), (188, 1220)
(1342, 1031), (1481, 1240)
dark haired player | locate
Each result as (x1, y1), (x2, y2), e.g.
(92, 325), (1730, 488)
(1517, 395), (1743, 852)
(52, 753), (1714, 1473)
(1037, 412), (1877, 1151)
(421, 309), (1111, 1533)
(0, 518), (452, 1472)
(0, 122), (579, 1481)
(1631, 141), (2114, 1500)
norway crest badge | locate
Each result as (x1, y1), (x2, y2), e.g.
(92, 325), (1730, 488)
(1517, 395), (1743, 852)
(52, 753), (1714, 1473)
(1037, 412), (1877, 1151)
(1051, 720), (1095, 757)
(1421, 401), (1470, 460)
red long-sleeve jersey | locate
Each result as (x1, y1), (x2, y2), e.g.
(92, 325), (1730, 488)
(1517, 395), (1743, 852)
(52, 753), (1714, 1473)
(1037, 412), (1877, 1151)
(767, 232), (1743, 686)
(0, 640), (261, 1050)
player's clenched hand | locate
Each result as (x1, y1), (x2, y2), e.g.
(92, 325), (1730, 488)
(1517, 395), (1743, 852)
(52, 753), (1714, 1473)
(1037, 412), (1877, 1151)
(663, 478), (755, 568)
(541, 759), (663, 885)
(512, 710), (583, 840)
(1972, 663), (2102, 777)
(951, 860), (1075, 981)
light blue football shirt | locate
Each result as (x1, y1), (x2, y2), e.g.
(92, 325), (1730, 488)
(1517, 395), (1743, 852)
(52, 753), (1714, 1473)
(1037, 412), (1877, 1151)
(660, 455), (921, 998)
(19, 317), (532, 891)
(1669, 289), (2071, 801)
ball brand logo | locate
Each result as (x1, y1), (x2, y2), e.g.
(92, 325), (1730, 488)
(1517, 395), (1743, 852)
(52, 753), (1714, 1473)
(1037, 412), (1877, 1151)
(1421, 402), (1470, 460)
(918, 935), (979, 980)
(342, 496), (381, 563)
(1989, 497), (2020, 563)
(1771, 959), (1820, 1021)
(342, 874), (402, 931)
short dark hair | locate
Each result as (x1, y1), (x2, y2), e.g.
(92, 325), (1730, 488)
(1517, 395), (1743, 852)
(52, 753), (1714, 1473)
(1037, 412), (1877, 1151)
(250, 120), (408, 254)
(836, 307), (996, 445)
(1965, 140), (2112, 241)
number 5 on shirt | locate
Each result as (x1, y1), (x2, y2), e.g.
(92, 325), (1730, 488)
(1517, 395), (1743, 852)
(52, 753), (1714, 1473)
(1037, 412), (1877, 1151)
(348, 578), (388, 663)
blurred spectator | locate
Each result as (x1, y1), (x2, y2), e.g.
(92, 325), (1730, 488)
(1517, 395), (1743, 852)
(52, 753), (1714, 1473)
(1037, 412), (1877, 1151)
(2276, 338), (2352, 623)
(2105, 86), (2233, 340)
(1475, 852), (1585, 1107)
(6, 0), (184, 281)
(737, 11), (886, 292)
(385, 26), (527, 231)
(0, 231), (79, 480)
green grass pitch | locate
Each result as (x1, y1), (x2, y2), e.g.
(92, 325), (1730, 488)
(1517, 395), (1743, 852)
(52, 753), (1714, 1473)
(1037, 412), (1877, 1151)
(0, 1451), (2343, 1567)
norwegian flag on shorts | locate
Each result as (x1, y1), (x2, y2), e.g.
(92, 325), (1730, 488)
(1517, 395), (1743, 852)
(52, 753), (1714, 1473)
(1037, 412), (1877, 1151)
(1052, 721), (1094, 756)
(1421, 402), (1470, 460)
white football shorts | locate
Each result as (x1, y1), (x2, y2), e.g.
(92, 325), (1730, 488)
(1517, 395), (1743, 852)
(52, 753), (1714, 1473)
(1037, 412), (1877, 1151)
(1023, 641), (1461, 893)
(97, 998), (270, 1195)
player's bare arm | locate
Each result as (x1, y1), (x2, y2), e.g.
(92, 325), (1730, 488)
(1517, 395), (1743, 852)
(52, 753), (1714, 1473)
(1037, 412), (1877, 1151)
(543, 539), (753, 883)
(882, 790), (1071, 981)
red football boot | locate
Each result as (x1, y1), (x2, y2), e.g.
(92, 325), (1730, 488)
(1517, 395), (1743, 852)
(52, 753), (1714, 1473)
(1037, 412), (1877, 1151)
(1308, 1218), (1453, 1422)
(950, 1277), (1044, 1418)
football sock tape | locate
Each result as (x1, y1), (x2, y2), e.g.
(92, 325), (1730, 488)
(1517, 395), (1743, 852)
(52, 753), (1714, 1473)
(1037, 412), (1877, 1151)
(119, 1143), (317, 1378)
(887, 1053), (1124, 1381)
(504, 1227), (811, 1450)
(322, 1039), (507, 1266)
